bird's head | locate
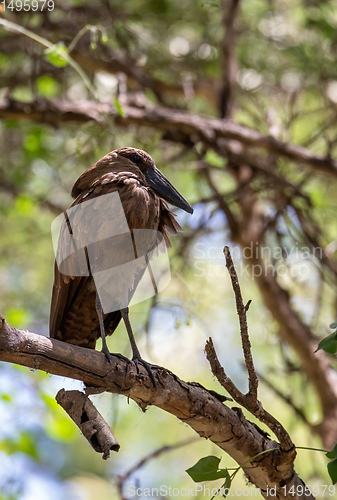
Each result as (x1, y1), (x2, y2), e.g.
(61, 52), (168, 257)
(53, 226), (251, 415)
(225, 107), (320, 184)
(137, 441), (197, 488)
(115, 147), (193, 215)
(71, 147), (193, 215)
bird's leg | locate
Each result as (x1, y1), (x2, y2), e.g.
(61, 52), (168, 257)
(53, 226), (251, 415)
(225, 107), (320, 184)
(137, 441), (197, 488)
(95, 293), (112, 363)
(83, 294), (113, 395)
(120, 308), (157, 388)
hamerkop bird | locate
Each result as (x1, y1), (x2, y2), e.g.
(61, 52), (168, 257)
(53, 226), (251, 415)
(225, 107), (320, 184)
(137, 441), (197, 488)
(50, 147), (193, 385)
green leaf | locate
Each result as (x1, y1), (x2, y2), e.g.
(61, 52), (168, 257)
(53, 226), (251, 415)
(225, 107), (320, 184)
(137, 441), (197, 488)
(0, 394), (12, 403)
(23, 134), (41, 153)
(186, 456), (229, 482)
(328, 459), (337, 484)
(101, 33), (108, 44)
(18, 432), (39, 458)
(13, 194), (37, 217)
(222, 472), (232, 498)
(205, 150), (224, 168)
(210, 471), (232, 500)
(45, 414), (77, 441)
(44, 42), (69, 68)
(317, 333), (337, 354)
(5, 307), (32, 328)
(37, 75), (59, 98)
(0, 432), (38, 458)
(330, 322), (337, 329)
(326, 444), (337, 460)
(113, 97), (125, 116)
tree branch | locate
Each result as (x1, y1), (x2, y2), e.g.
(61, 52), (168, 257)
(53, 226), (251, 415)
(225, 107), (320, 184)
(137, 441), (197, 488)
(241, 254), (337, 449)
(0, 313), (312, 499)
(56, 388), (120, 459)
(116, 438), (196, 500)
(206, 337), (297, 455)
(223, 245), (258, 398)
(0, 36), (218, 105)
(204, 247), (294, 452)
(219, 0), (240, 118)
(0, 98), (337, 176)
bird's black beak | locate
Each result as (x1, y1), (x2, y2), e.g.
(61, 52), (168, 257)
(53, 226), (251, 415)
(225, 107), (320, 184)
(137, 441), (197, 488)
(145, 167), (193, 214)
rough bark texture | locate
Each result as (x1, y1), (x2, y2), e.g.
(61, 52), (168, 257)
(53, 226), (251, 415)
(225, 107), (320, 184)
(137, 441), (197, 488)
(0, 98), (336, 176)
(56, 388), (120, 458)
(0, 314), (314, 499)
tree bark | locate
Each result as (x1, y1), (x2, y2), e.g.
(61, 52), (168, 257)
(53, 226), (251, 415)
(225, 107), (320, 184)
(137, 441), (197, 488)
(0, 313), (315, 499)
(0, 98), (336, 176)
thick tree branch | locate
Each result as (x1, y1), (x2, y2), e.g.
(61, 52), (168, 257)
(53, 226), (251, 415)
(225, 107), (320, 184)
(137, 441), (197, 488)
(0, 313), (313, 499)
(0, 98), (337, 176)
(220, 0), (240, 118)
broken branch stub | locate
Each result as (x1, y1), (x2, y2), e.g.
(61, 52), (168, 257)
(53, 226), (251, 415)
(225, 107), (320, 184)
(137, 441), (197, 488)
(56, 388), (120, 459)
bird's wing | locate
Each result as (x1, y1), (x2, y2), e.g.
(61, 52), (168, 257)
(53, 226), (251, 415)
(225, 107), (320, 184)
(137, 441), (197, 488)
(49, 265), (89, 340)
(49, 181), (126, 340)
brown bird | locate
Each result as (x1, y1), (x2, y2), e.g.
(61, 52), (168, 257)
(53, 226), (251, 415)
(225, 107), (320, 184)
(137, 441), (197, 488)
(50, 147), (193, 385)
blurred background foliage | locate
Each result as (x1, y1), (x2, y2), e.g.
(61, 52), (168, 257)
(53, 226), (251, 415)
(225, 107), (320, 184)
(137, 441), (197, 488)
(0, 0), (337, 498)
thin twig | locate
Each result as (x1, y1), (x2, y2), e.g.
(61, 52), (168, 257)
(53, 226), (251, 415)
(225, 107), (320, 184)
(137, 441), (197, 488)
(0, 18), (97, 99)
(116, 438), (196, 499)
(223, 246), (258, 398)
(205, 248), (295, 451)
(205, 337), (251, 404)
(202, 164), (239, 236)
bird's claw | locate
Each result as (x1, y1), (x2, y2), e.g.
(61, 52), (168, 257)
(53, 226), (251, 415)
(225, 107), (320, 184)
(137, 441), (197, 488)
(132, 356), (157, 388)
(101, 344), (157, 388)
(113, 352), (130, 363)
(101, 348), (130, 364)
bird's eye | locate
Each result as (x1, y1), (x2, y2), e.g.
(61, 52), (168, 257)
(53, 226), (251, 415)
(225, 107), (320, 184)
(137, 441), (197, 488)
(132, 154), (141, 164)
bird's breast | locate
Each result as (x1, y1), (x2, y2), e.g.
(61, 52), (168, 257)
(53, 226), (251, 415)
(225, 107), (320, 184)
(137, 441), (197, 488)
(119, 180), (160, 230)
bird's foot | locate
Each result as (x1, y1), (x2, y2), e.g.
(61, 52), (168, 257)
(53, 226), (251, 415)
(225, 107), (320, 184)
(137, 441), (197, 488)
(101, 343), (112, 363)
(113, 352), (130, 363)
(101, 347), (129, 364)
(100, 347), (157, 387)
(132, 356), (157, 388)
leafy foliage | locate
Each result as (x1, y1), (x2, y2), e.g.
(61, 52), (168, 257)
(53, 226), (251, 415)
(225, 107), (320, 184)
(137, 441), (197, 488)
(0, 0), (337, 498)
(186, 455), (230, 482)
(326, 444), (337, 484)
(187, 456), (232, 498)
(317, 324), (337, 355)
